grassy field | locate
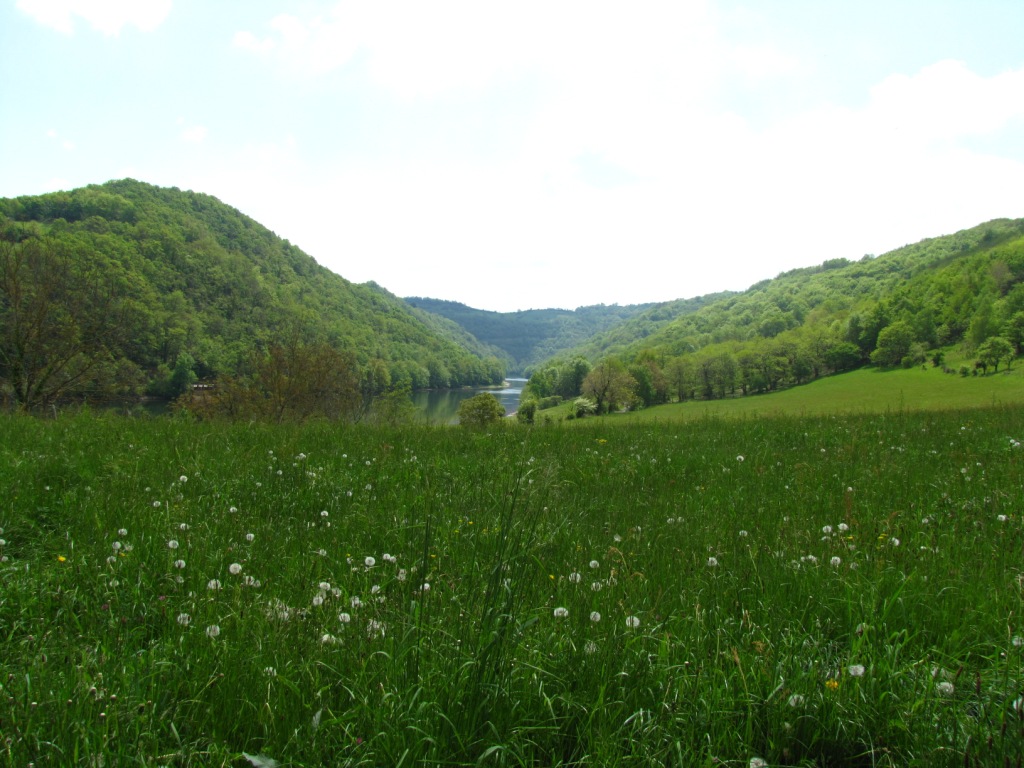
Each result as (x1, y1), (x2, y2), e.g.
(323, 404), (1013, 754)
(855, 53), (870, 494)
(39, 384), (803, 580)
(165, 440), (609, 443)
(536, 363), (1024, 425)
(2, 406), (1024, 766)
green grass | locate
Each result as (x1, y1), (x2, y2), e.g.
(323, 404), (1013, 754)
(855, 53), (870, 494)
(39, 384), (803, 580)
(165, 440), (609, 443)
(537, 363), (1024, 425)
(2, 408), (1024, 765)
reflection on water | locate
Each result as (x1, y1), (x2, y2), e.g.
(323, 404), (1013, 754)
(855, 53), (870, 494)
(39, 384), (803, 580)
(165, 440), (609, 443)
(412, 378), (527, 424)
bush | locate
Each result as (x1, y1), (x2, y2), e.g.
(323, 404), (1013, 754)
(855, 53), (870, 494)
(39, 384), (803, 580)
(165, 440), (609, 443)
(457, 393), (506, 428)
(516, 398), (538, 425)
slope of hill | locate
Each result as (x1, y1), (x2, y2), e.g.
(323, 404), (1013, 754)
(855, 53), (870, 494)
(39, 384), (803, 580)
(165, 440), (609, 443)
(522, 217), (1024, 411)
(0, 179), (504, 408)
(404, 295), (732, 372)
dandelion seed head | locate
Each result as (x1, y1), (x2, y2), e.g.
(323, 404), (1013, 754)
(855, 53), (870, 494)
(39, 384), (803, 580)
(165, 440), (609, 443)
(364, 556), (376, 568)
(568, 572), (581, 584)
(936, 681), (955, 696)
(246, 533), (255, 542)
(590, 611), (601, 622)
(205, 624), (220, 638)
(830, 556), (842, 567)
(787, 694), (805, 707)
(207, 579), (222, 591)
(625, 615), (640, 629)
(117, 528), (128, 537)
(848, 664), (866, 677)
(589, 560), (600, 569)
(338, 612), (351, 623)
(176, 613), (190, 626)
(229, 563), (242, 575)
(707, 557), (719, 567)
(553, 606), (569, 618)
(173, 559), (186, 569)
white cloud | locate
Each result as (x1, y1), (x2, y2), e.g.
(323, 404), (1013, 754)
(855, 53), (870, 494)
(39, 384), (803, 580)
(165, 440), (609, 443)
(16, 0), (172, 36)
(234, 1), (725, 98)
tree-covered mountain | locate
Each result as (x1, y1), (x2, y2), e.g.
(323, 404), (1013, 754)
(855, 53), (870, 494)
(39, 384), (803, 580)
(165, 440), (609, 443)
(403, 296), (729, 373)
(521, 217), (1024, 413)
(0, 179), (504, 411)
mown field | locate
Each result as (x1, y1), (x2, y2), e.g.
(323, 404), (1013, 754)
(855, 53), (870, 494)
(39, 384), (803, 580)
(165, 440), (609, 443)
(2, 405), (1023, 766)
(536, 362), (1024, 425)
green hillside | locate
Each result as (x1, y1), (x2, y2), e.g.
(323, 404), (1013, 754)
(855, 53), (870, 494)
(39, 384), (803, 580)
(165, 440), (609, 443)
(0, 180), (504, 411)
(520, 217), (1024, 416)
(404, 294), (730, 373)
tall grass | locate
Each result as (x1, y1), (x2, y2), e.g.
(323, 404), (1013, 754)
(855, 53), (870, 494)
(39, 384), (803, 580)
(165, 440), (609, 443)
(1, 407), (1023, 765)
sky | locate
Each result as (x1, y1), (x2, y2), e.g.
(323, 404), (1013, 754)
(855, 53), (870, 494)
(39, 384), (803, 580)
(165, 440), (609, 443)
(2, 1), (1024, 312)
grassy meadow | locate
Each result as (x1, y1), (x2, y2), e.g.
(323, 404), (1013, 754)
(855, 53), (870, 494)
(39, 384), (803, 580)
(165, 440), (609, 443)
(2, 405), (1024, 766)
(538, 362), (1024, 425)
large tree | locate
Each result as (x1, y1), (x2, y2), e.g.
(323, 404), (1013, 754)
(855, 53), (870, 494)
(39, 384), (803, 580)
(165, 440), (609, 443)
(976, 335), (1015, 373)
(582, 359), (637, 414)
(0, 237), (134, 411)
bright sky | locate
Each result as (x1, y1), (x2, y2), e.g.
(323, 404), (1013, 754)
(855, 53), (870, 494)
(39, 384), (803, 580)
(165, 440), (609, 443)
(2, 1), (1024, 312)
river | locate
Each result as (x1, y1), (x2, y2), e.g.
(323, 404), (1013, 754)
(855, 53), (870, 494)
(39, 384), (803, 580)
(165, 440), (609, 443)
(412, 378), (527, 424)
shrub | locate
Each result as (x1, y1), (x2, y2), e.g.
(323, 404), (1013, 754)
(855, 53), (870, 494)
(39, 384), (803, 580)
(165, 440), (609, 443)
(457, 393), (506, 428)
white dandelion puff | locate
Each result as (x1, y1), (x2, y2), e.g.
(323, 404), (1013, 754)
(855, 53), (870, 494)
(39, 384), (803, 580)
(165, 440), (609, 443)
(206, 624), (220, 638)
(229, 563), (242, 575)
(625, 615), (640, 629)
(553, 607), (569, 618)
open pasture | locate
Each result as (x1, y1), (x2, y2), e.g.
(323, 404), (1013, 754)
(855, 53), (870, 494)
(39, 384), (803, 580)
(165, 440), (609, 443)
(1, 408), (1023, 766)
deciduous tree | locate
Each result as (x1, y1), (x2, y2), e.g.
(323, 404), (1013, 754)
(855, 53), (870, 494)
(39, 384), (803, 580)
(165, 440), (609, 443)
(0, 237), (133, 411)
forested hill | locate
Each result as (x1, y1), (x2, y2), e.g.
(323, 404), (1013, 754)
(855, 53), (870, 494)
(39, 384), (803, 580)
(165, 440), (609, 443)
(522, 217), (1024, 412)
(403, 296), (732, 373)
(0, 179), (504, 410)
